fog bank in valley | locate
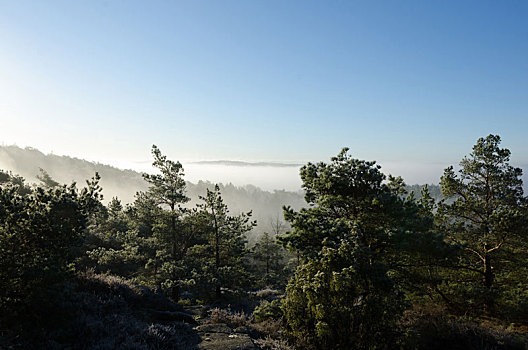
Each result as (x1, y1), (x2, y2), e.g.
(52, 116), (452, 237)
(0, 145), (307, 243)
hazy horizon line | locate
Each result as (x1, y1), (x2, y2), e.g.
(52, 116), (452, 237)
(2, 144), (526, 189)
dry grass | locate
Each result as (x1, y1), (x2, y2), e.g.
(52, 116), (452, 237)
(256, 288), (281, 299)
(251, 317), (285, 339)
(206, 306), (296, 348)
(254, 335), (295, 350)
(400, 305), (527, 350)
(207, 307), (253, 328)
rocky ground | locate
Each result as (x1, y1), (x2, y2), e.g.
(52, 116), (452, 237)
(195, 323), (257, 350)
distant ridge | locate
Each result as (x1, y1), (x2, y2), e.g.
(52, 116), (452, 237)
(0, 145), (149, 203)
(0, 145), (308, 242)
(0, 145), (453, 241)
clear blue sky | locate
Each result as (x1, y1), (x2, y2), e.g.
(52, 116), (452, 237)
(0, 1), (527, 185)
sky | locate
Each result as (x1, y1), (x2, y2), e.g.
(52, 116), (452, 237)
(0, 1), (527, 189)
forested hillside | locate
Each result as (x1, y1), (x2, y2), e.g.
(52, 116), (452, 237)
(1, 135), (527, 349)
(0, 145), (307, 242)
(0, 145), (442, 244)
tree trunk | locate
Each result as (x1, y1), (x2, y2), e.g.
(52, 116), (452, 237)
(171, 211), (177, 259)
(213, 209), (221, 300)
(484, 255), (493, 288)
(483, 249), (494, 312)
(170, 206), (180, 300)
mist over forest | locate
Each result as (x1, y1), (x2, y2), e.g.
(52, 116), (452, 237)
(2, 0), (528, 348)
(0, 144), (443, 243)
(2, 136), (528, 350)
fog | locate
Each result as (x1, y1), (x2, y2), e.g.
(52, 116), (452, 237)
(183, 163), (303, 192)
(2, 145), (525, 195)
(184, 159), (527, 193)
(181, 161), (449, 192)
(0, 145), (308, 243)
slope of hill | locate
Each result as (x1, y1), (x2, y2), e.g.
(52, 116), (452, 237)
(0, 146), (307, 240)
(0, 145), (149, 202)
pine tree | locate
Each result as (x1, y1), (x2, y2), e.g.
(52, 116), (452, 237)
(438, 134), (527, 315)
(192, 185), (255, 300)
(142, 145), (191, 298)
(0, 173), (102, 326)
(280, 148), (435, 349)
(251, 232), (287, 288)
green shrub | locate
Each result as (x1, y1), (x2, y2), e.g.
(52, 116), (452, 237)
(253, 299), (283, 323)
(282, 243), (405, 350)
(0, 177), (101, 328)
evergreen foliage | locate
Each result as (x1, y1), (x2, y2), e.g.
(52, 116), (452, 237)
(250, 232), (290, 289)
(186, 185), (255, 300)
(0, 172), (102, 327)
(280, 148), (431, 349)
(142, 145), (191, 298)
(1, 136), (527, 349)
(437, 134), (528, 316)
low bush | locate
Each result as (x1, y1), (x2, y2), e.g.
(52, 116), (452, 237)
(207, 307), (253, 328)
(1, 271), (200, 349)
(256, 288), (281, 299)
(400, 305), (527, 350)
(254, 335), (296, 350)
(253, 299), (283, 322)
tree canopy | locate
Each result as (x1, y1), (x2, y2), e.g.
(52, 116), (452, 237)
(437, 134), (528, 316)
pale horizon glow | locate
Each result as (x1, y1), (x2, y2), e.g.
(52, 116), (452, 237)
(4, 142), (525, 192)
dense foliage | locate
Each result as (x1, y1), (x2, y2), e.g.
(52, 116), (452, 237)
(1, 136), (527, 349)
(0, 171), (101, 328)
(279, 149), (443, 349)
(436, 135), (528, 317)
